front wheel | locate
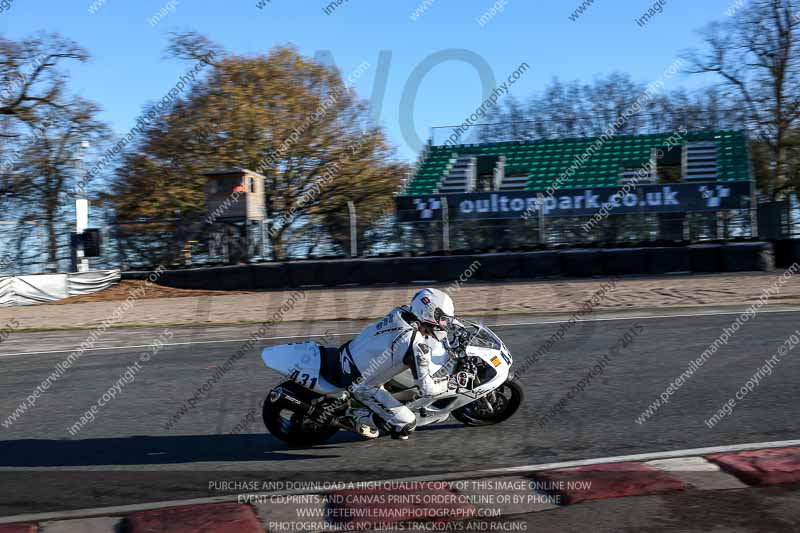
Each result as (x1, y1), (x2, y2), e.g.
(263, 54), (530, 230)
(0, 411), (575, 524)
(262, 382), (340, 446)
(451, 380), (524, 426)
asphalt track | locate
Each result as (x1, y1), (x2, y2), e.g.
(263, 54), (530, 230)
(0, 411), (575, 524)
(0, 306), (799, 516)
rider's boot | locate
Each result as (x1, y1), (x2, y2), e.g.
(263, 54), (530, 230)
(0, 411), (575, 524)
(388, 420), (416, 440)
(342, 408), (380, 439)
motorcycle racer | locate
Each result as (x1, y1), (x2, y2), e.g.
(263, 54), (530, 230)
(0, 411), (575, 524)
(341, 288), (456, 440)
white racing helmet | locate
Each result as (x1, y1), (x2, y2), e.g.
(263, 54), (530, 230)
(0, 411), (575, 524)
(409, 288), (455, 340)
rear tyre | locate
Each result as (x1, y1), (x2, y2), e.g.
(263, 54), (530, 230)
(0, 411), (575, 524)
(262, 381), (340, 446)
(452, 380), (524, 426)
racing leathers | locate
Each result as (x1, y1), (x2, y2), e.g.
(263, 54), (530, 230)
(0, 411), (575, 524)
(342, 305), (449, 437)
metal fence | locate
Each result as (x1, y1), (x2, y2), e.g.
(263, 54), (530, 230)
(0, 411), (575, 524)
(394, 210), (756, 255)
(1, 197), (796, 274)
(163, 207), (758, 265)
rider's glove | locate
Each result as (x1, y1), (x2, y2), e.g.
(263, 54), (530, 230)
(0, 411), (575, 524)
(430, 377), (450, 396)
(415, 377), (450, 399)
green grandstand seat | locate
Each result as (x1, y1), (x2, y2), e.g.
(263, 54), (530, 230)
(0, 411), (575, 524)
(403, 129), (750, 195)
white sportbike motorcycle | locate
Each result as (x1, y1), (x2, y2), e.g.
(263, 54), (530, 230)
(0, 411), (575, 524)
(260, 319), (523, 445)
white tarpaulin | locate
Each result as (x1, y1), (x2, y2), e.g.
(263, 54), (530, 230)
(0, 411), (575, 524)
(0, 270), (120, 307)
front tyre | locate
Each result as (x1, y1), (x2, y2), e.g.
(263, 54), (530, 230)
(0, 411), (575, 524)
(452, 380), (524, 426)
(262, 382), (339, 446)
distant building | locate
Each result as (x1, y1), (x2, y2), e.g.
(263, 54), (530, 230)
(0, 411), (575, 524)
(204, 168), (266, 222)
(203, 169), (267, 263)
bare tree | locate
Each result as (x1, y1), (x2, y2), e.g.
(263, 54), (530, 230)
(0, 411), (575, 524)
(14, 100), (109, 270)
(686, 0), (800, 198)
(483, 73), (737, 143)
(0, 33), (87, 123)
(0, 33), (89, 216)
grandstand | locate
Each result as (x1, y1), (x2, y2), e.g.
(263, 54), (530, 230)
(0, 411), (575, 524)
(403, 129), (750, 196)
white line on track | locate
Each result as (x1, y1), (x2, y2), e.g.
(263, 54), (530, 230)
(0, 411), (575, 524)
(1, 307), (799, 360)
(0, 438), (797, 524)
(0, 332), (338, 358)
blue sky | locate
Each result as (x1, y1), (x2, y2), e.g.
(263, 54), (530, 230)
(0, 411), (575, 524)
(1, 0), (735, 162)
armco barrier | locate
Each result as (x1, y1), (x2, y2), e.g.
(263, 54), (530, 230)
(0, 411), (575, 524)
(437, 255), (485, 283)
(285, 260), (362, 287)
(355, 258), (399, 285)
(647, 247), (690, 274)
(121, 242), (775, 290)
(392, 256), (444, 283)
(252, 263), (290, 289)
(773, 239), (800, 268)
(284, 260), (323, 287)
(475, 253), (524, 281)
(561, 249), (603, 277)
(287, 259), (391, 287)
(183, 265), (255, 291)
(320, 259), (392, 287)
(519, 251), (561, 277)
(404, 255), (479, 284)
(722, 242), (772, 272)
(689, 244), (723, 273)
(281, 256), (456, 287)
(120, 271), (151, 281)
(156, 268), (188, 289)
(601, 248), (648, 276)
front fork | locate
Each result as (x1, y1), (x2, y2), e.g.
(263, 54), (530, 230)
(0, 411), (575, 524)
(480, 392), (497, 414)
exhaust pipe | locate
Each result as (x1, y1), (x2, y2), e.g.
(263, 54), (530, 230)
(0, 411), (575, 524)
(269, 387), (313, 414)
(269, 386), (359, 434)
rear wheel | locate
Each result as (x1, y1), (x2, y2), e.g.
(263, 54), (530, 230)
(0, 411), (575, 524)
(452, 380), (524, 426)
(262, 381), (340, 446)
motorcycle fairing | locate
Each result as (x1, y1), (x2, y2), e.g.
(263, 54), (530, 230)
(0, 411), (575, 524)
(261, 342), (342, 394)
(465, 345), (510, 396)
